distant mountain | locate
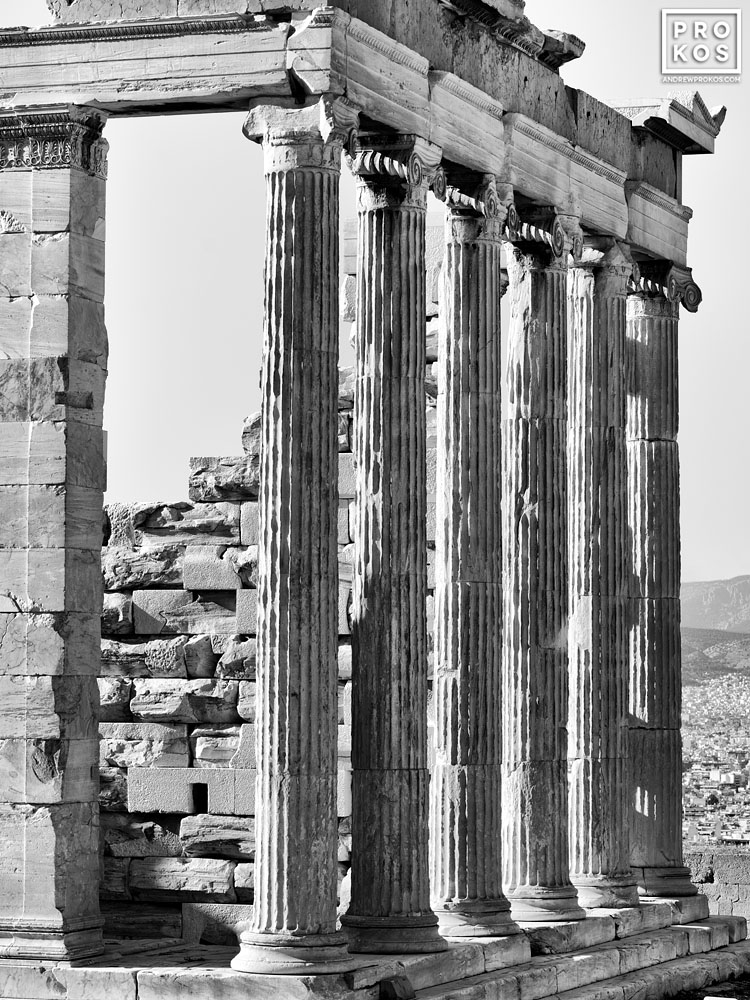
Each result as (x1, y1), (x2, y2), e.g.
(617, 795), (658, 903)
(681, 576), (750, 632)
(682, 627), (750, 686)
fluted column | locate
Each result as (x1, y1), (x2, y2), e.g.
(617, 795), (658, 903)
(232, 98), (357, 976)
(567, 240), (639, 909)
(502, 228), (585, 922)
(430, 179), (517, 937)
(627, 284), (696, 898)
(342, 134), (446, 955)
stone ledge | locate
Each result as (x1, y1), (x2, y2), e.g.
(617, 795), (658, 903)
(0, 917), (746, 1000)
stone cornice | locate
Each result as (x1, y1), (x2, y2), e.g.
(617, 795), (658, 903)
(0, 14), (267, 47)
(428, 71), (504, 122)
(507, 116), (628, 188)
(626, 181), (693, 222)
(343, 14), (429, 76)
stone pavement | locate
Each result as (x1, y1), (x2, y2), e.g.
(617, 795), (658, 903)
(1, 904), (750, 1000)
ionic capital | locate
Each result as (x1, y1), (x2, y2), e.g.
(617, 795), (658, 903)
(0, 105), (108, 178)
(504, 204), (571, 262)
(443, 173), (505, 242)
(347, 132), (442, 210)
(244, 95), (359, 173)
(629, 260), (702, 313)
(576, 237), (638, 287)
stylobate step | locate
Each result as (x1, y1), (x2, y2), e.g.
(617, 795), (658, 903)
(415, 920), (748, 1000)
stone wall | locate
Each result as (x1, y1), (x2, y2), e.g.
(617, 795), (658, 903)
(98, 356), (439, 945)
(687, 848), (750, 921)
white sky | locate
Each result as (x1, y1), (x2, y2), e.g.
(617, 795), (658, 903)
(2, 0), (747, 582)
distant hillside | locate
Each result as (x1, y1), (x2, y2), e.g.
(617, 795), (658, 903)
(682, 627), (750, 686)
(681, 576), (750, 632)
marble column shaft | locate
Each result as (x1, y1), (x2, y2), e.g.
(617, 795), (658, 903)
(0, 108), (108, 961)
(567, 242), (639, 908)
(343, 136), (446, 955)
(430, 189), (516, 936)
(502, 242), (583, 921)
(627, 291), (695, 897)
(232, 100), (353, 975)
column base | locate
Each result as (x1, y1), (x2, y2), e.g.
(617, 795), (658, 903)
(507, 887), (586, 923)
(0, 922), (104, 962)
(632, 866), (698, 898)
(572, 875), (640, 909)
(434, 898), (522, 938)
(231, 931), (354, 975)
(341, 913), (448, 954)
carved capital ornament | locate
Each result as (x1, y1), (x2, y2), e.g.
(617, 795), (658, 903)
(0, 107), (108, 178)
(630, 260), (702, 313)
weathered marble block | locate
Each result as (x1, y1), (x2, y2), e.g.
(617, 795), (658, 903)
(0, 420), (105, 490)
(215, 637), (256, 679)
(233, 862), (254, 903)
(239, 503), (259, 546)
(100, 637), (188, 679)
(0, 611), (100, 676)
(241, 412), (261, 456)
(128, 858), (237, 903)
(0, 736), (98, 804)
(182, 901), (252, 946)
(0, 356), (105, 425)
(0, 547), (100, 614)
(132, 590), (236, 635)
(184, 635), (218, 678)
(236, 681), (256, 723)
(101, 814), (182, 858)
(127, 766), (255, 816)
(229, 724), (255, 769)
(135, 501), (241, 546)
(338, 452), (356, 499)
(99, 766), (128, 812)
(0, 484), (103, 550)
(188, 455), (259, 503)
(101, 901), (182, 940)
(101, 857), (131, 901)
(0, 674), (98, 739)
(190, 725), (241, 768)
(102, 544), (184, 591)
(180, 814), (254, 860)
(99, 723), (189, 769)
(102, 592), (133, 636)
(234, 590), (257, 634)
(130, 679), (239, 725)
(97, 677), (133, 722)
(0, 800), (100, 922)
(183, 545), (256, 591)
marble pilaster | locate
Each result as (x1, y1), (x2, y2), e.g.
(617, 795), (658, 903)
(626, 287), (696, 899)
(567, 241), (639, 909)
(502, 231), (584, 922)
(0, 107), (108, 961)
(342, 134), (446, 955)
(430, 179), (517, 936)
(231, 98), (356, 975)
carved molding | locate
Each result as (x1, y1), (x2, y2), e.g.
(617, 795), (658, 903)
(0, 14), (268, 47)
(0, 108), (108, 177)
(345, 15), (429, 76)
(625, 181), (693, 223)
(428, 71), (504, 121)
(509, 116), (628, 188)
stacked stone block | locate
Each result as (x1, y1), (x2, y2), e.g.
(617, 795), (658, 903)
(97, 398), (357, 944)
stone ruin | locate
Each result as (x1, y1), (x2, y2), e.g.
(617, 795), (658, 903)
(0, 0), (746, 998)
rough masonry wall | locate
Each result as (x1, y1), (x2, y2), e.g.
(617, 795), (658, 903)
(97, 354), (440, 945)
(688, 850), (750, 922)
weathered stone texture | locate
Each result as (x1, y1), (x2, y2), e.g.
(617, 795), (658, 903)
(130, 679), (239, 725)
(567, 244), (638, 909)
(501, 244), (581, 922)
(232, 105), (348, 974)
(99, 723), (189, 769)
(180, 814), (254, 860)
(343, 138), (443, 955)
(430, 198), (512, 936)
(101, 814), (182, 858)
(627, 292), (694, 897)
(129, 858), (237, 903)
(188, 456), (259, 503)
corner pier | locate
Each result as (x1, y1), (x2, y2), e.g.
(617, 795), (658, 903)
(0, 1), (738, 998)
